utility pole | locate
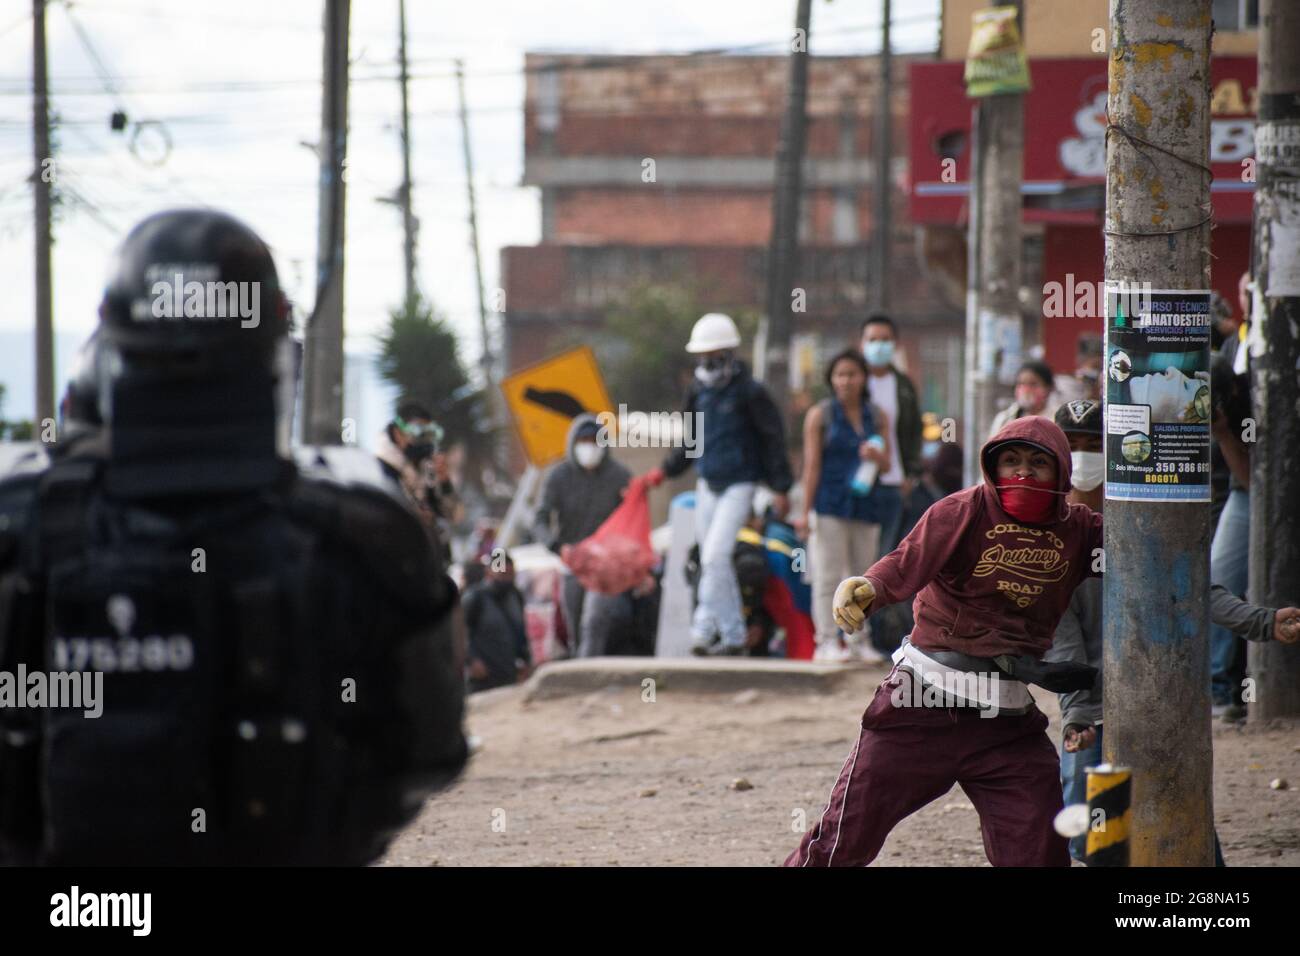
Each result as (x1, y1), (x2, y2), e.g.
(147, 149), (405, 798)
(962, 0), (1024, 483)
(870, 0), (892, 313)
(1248, 0), (1300, 719)
(1103, 0), (1214, 865)
(456, 61), (496, 430)
(32, 0), (54, 431)
(302, 0), (350, 446)
(763, 0), (812, 412)
(397, 0), (417, 307)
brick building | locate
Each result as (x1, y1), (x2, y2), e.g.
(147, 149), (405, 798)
(500, 52), (966, 440)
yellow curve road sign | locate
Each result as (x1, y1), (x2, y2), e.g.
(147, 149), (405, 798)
(500, 346), (614, 468)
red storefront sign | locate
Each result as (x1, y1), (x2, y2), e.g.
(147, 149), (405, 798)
(909, 57), (1258, 225)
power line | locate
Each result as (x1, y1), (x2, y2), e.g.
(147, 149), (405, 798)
(0, 11), (30, 41)
(0, 15), (939, 97)
(0, 6), (937, 294)
(0, 73), (924, 126)
(61, 2), (125, 108)
(55, 109), (210, 210)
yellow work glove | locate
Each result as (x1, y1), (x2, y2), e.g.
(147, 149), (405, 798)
(832, 576), (876, 633)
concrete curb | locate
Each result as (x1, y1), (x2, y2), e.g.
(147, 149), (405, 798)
(522, 656), (868, 701)
(465, 684), (527, 711)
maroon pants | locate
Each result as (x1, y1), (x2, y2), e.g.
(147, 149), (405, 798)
(784, 669), (1069, 867)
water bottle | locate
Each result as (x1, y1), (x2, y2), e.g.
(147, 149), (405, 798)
(850, 435), (886, 497)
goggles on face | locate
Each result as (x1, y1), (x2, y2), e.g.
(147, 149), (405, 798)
(395, 416), (445, 444)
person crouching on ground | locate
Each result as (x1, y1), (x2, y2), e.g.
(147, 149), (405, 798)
(644, 313), (793, 656)
(784, 417), (1101, 867)
(462, 553), (533, 694)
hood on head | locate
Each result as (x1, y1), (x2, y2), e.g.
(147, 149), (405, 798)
(566, 412), (606, 465)
(980, 415), (1074, 522)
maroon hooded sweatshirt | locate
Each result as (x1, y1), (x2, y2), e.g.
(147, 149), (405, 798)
(864, 416), (1102, 660)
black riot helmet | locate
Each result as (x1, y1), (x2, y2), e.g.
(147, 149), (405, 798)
(93, 209), (294, 497)
(98, 207), (289, 364)
(59, 328), (105, 437)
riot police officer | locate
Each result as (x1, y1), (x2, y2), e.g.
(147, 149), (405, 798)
(0, 209), (467, 865)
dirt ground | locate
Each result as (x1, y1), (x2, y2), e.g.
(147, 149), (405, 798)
(380, 664), (1300, 867)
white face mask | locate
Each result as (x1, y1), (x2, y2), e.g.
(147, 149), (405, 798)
(1070, 450), (1104, 492)
(694, 355), (735, 389)
(573, 442), (603, 469)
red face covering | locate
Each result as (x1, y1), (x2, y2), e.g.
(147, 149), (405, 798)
(996, 474), (1060, 525)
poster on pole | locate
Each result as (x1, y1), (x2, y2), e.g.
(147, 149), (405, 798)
(1104, 287), (1212, 502)
(963, 6), (1031, 98)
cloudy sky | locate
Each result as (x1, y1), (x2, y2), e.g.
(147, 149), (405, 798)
(0, 0), (939, 423)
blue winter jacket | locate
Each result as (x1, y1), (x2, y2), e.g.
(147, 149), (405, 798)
(660, 361), (793, 493)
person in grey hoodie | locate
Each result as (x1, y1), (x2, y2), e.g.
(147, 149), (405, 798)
(532, 414), (633, 657)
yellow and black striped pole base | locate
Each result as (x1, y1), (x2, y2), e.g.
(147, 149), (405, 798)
(1084, 764), (1132, 867)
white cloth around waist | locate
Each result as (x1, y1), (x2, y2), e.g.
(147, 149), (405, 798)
(890, 638), (1034, 713)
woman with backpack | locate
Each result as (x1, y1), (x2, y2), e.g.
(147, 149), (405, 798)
(794, 349), (898, 662)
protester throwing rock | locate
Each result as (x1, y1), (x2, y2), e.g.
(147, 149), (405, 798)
(785, 417), (1100, 867)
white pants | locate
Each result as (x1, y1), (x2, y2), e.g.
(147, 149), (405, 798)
(809, 511), (882, 647)
(693, 479), (755, 648)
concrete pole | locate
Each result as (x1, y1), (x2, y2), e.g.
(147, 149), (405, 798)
(762, 0), (812, 411)
(455, 60), (504, 459)
(962, 1), (1024, 484)
(32, 0), (55, 431)
(962, 97), (983, 488)
(1247, 0), (1300, 720)
(397, 0), (417, 307)
(456, 62), (490, 392)
(870, 0), (892, 313)
(1102, 0), (1214, 865)
(303, 0), (350, 445)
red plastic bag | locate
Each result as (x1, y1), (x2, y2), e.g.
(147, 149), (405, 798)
(561, 476), (656, 595)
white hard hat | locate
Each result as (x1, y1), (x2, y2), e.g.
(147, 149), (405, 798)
(685, 312), (742, 353)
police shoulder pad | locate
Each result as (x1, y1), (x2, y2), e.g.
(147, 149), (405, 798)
(0, 443), (50, 483)
(0, 440), (71, 572)
(0, 467), (43, 564)
(289, 445), (444, 608)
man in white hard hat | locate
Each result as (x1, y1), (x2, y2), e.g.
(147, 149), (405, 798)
(645, 313), (793, 656)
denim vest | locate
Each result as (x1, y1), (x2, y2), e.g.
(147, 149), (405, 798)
(813, 398), (879, 523)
